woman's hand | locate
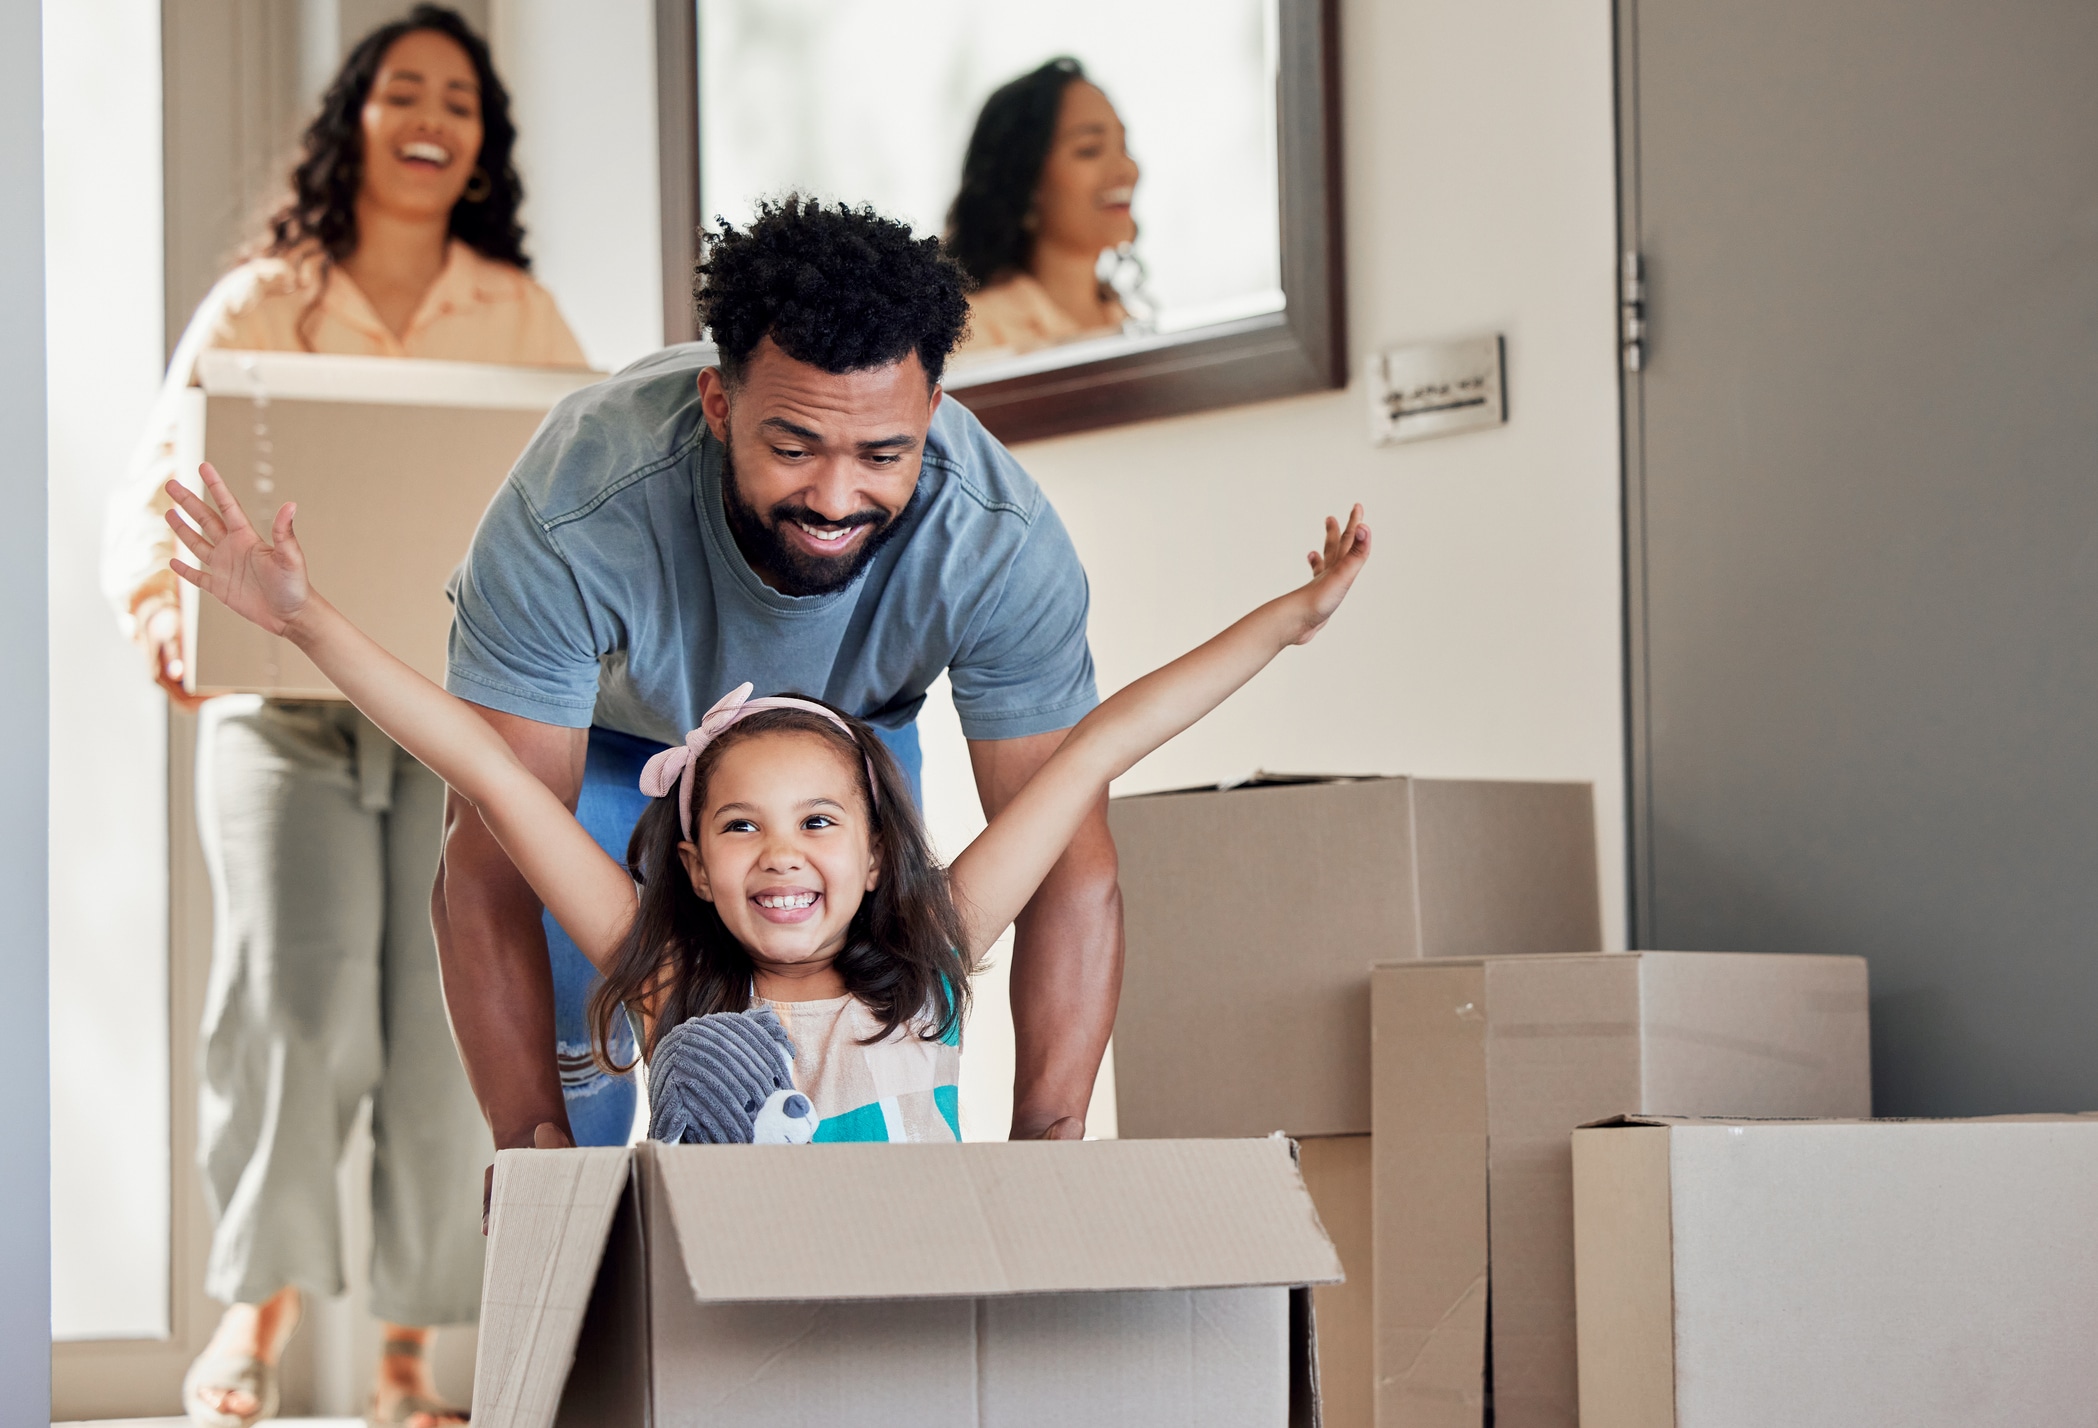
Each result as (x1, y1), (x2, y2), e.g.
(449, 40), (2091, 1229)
(164, 463), (312, 637)
(1293, 504), (1372, 644)
(136, 599), (209, 711)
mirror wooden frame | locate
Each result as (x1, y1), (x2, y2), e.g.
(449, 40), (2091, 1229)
(654, 0), (1345, 444)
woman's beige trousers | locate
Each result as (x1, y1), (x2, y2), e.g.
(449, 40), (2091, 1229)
(194, 697), (491, 1325)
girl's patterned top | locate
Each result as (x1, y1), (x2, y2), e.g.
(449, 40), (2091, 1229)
(753, 992), (961, 1143)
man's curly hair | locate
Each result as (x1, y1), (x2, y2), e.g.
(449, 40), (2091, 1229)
(694, 197), (971, 388)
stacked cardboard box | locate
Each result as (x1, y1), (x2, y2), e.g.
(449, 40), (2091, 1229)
(1109, 776), (1605, 1425)
(1374, 954), (1871, 1427)
(1574, 1114), (2098, 1426)
(476, 1139), (1342, 1427)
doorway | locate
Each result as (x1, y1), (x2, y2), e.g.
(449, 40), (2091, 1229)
(1620, 0), (2098, 1114)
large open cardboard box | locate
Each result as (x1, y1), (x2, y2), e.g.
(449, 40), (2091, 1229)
(473, 1139), (1344, 1427)
(176, 349), (598, 696)
(1574, 1113), (2098, 1427)
(1110, 775), (1601, 1428)
(1373, 953), (1871, 1428)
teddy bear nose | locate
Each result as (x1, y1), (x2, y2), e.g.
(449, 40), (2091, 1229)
(784, 1093), (811, 1118)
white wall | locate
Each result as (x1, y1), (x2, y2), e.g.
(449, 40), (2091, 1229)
(3, 0), (53, 1407)
(490, 0), (666, 372)
(932, 0), (1626, 1137)
(43, 0), (172, 1343)
(484, 0), (1627, 1142)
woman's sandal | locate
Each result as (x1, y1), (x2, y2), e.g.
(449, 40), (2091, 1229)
(365, 1391), (469, 1427)
(182, 1349), (279, 1428)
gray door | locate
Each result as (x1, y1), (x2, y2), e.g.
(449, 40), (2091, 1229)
(1622, 0), (2098, 1115)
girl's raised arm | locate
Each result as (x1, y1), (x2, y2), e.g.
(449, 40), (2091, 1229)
(165, 463), (638, 969)
(947, 507), (1373, 959)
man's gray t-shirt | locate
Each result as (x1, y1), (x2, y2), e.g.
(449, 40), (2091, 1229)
(445, 344), (1097, 746)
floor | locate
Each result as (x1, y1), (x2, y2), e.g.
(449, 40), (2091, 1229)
(63, 1421), (365, 1427)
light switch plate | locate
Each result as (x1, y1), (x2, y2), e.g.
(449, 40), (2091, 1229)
(1367, 334), (1507, 445)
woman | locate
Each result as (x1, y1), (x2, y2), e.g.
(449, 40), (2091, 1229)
(102, 8), (584, 1425)
(947, 57), (1145, 357)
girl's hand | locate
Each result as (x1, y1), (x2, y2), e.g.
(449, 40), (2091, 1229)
(164, 463), (311, 637)
(1294, 504), (1372, 644)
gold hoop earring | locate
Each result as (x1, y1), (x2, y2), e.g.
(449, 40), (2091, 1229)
(462, 166), (492, 203)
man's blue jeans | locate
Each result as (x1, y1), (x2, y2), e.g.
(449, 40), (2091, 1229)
(552, 720), (924, 1145)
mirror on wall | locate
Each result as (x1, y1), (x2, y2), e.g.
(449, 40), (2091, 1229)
(657, 0), (1344, 442)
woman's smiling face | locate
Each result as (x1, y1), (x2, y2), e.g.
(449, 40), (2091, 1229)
(358, 28), (485, 222)
(678, 729), (880, 987)
(1031, 80), (1141, 259)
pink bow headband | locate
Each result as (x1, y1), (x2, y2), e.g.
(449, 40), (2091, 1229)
(638, 682), (872, 839)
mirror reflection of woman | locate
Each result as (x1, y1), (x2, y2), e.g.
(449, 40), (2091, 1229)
(947, 57), (1143, 357)
(101, 7), (582, 1426)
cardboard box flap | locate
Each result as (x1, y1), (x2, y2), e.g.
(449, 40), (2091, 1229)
(1116, 770), (1385, 798)
(1580, 1111), (2098, 1130)
(649, 1138), (1343, 1303)
(473, 1148), (632, 1428)
(197, 347), (598, 409)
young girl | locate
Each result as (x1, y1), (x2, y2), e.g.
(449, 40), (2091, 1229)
(165, 462), (1370, 1142)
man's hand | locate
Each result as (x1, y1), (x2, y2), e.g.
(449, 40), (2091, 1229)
(969, 729), (1123, 1141)
(483, 1122), (578, 1234)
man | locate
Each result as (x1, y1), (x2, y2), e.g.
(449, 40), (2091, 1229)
(434, 197), (1119, 1154)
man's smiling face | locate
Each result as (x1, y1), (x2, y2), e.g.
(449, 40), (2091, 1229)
(699, 337), (942, 597)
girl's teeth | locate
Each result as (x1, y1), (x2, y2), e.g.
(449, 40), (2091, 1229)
(759, 893), (816, 908)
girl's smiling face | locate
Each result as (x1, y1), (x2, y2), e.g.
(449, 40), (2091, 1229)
(678, 729), (879, 996)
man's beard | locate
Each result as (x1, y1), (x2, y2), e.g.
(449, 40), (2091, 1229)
(720, 440), (906, 597)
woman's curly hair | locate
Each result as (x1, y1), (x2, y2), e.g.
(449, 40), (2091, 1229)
(944, 56), (1088, 288)
(261, 5), (528, 280)
(694, 195), (971, 387)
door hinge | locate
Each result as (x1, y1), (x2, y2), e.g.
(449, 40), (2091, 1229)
(1621, 251), (1647, 372)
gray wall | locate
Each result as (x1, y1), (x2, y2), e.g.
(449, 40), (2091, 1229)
(1624, 0), (2098, 1116)
(0, 0), (51, 1418)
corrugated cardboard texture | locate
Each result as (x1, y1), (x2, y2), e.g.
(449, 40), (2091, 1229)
(551, 1169), (648, 1428)
(1371, 963), (1489, 1428)
(1569, 1124), (1674, 1428)
(183, 352), (597, 697)
(1373, 953), (1870, 1428)
(645, 1138), (1341, 1302)
(1409, 780), (1600, 961)
(1576, 1116), (2098, 1427)
(641, 1289), (1290, 1428)
(1112, 778), (1600, 1139)
(1480, 957), (1644, 1426)
(1298, 1136), (1372, 1428)
(474, 1147), (632, 1428)
(1635, 954), (1872, 1117)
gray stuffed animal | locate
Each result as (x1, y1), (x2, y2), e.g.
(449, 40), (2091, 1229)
(648, 1006), (820, 1145)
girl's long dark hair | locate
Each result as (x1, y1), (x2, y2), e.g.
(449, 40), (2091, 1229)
(259, 5), (528, 290)
(944, 56), (1088, 287)
(588, 704), (973, 1072)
